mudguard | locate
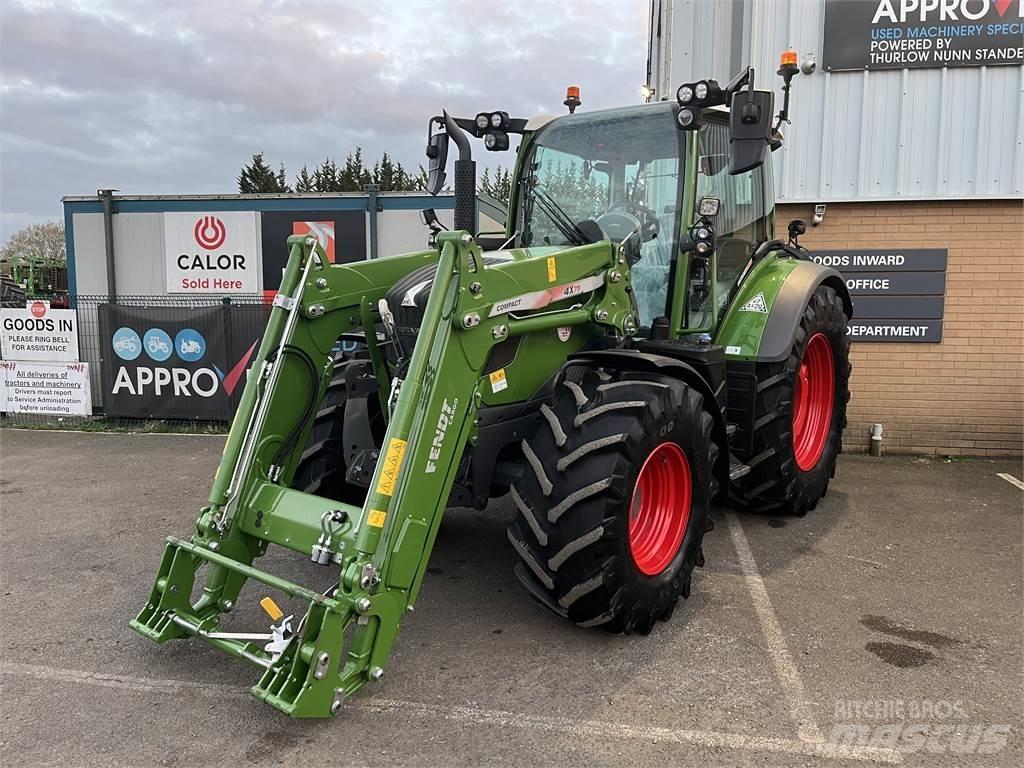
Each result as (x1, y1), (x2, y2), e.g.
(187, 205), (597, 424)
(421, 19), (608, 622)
(716, 254), (852, 362)
(564, 349), (731, 493)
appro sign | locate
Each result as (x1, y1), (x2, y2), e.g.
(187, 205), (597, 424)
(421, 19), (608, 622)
(165, 212), (259, 293)
(823, 0), (1023, 71)
(0, 300), (80, 362)
(98, 304), (264, 419)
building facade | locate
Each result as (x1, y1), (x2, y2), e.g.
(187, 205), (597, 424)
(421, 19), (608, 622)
(648, 0), (1023, 455)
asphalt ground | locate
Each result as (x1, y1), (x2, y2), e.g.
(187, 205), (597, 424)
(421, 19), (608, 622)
(0, 430), (1021, 767)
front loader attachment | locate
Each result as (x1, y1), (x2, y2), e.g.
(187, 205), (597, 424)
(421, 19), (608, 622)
(130, 230), (630, 717)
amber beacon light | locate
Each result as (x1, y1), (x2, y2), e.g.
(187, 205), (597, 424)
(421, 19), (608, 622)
(564, 85), (581, 114)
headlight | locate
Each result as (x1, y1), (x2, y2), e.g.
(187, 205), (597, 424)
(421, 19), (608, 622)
(475, 114), (489, 130)
(677, 85), (693, 104)
(484, 131), (509, 151)
(490, 112), (504, 128)
(695, 81), (708, 100)
(676, 108), (695, 128)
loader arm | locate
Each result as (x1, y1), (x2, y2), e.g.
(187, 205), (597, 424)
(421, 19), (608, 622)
(131, 231), (632, 717)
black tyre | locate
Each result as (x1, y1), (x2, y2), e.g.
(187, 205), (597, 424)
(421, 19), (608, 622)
(508, 367), (718, 634)
(731, 285), (851, 515)
(292, 359), (377, 506)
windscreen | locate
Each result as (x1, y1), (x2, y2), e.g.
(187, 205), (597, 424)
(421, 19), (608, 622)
(516, 103), (685, 327)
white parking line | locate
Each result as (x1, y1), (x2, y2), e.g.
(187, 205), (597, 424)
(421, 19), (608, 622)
(0, 660), (901, 763)
(996, 473), (1024, 491)
(725, 512), (823, 744)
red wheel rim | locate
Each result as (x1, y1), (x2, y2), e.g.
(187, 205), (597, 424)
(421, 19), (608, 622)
(792, 333), (835, 472)
(629, 442), (692, 576)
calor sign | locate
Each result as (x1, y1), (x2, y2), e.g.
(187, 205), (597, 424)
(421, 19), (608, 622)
(165, 211), (259, 294)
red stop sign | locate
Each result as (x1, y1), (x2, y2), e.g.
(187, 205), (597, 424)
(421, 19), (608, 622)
(30, 301), (47, 318)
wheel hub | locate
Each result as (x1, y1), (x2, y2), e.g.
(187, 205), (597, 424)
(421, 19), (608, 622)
(628, 442), (691, 576)
(792, 332), (835, 472)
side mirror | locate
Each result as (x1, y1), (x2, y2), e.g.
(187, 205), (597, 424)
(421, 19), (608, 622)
(728, 89), (774, 175)
(425, 131), (449, 196)
(788, 219), (806, 246)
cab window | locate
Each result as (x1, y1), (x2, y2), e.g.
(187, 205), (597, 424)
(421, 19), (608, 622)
(696, 116), (774, 309)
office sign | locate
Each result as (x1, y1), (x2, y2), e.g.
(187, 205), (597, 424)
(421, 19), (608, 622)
(98, 304), (265, 419)
(811, 248), (948, 342)
(0, 360), (92, 416)
(823, 0), (1024, 71)
(165, 212), (259, 293)
(0, 300), (80, 362)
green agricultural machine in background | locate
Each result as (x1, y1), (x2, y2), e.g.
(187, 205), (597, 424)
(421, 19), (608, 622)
(132, 53), (852, 717)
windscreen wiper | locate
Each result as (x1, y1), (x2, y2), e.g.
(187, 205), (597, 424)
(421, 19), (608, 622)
(531, 188), (589, 247)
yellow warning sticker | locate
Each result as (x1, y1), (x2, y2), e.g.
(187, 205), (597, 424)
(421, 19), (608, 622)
(367, 508), (388, 528)
(376, 437), (407, 496)
(489, 368), (508, 393)
(546, 255), (557, 282)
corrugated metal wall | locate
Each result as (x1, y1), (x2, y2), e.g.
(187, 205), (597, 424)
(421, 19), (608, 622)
(650, 0), (1024, 202)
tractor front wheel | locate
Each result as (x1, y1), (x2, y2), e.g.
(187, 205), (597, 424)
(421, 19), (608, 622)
(508, 367), (718, 634)
(292, 358), (379, 506)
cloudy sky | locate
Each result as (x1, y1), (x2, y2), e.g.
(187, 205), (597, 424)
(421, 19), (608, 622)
(0, 0), (649, 244)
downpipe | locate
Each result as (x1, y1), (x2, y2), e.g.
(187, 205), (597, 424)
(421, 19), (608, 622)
(869, 423), (884, 457)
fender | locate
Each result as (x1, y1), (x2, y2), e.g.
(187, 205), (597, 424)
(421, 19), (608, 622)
(564, 349), (730, 495)
(717, 254), (853, 363)
(758, 261), (852, 361)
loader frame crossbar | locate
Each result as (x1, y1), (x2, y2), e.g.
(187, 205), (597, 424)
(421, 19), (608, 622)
(131, 231), (633, 716)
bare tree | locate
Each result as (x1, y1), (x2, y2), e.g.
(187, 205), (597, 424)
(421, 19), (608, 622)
(0, 221), (66, 270)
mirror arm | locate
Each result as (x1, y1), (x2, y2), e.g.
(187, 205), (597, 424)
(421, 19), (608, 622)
(725, 67), (751, 97)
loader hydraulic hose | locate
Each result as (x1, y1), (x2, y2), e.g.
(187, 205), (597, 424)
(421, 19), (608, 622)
(208, 238), (316, 510)
(267, 344), (320, 476)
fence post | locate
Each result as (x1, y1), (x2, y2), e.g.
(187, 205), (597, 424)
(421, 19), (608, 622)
(98, 189), (118, 301)
(365, 184), (379, 260)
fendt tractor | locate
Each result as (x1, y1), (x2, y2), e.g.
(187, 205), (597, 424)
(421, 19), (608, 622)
(132, 53), (852, 717)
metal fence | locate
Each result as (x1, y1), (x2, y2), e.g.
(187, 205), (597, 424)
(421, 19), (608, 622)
(1, 294), (270, 432)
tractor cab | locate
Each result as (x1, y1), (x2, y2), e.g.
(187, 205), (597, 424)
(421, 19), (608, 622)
(426, 60), (797, 342)
(505, 101), (776, 335)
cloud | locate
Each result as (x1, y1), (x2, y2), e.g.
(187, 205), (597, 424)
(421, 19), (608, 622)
(0, 0), (648, 243)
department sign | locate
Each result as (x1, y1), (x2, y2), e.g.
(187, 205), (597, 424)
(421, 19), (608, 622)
(823, 0), (1024, 71)
(811, 248), (948, 343)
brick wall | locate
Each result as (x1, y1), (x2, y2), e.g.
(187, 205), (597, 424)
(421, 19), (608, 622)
(775, 200), (1023, 457)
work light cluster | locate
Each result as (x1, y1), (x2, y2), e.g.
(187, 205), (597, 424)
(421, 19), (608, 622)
(675, 79), (724, 131)
(474, 111), (511, 151)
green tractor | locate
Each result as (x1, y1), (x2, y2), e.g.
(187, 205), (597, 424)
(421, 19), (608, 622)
(132, 57), (851, 717)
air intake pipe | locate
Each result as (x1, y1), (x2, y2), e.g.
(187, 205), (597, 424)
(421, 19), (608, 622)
(443, 110), (476, 234)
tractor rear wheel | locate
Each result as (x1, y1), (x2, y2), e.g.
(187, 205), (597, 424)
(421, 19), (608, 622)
(292, 358), (377, 506)
(508, 367), (718, 634)
(731, 285), (851, 515)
